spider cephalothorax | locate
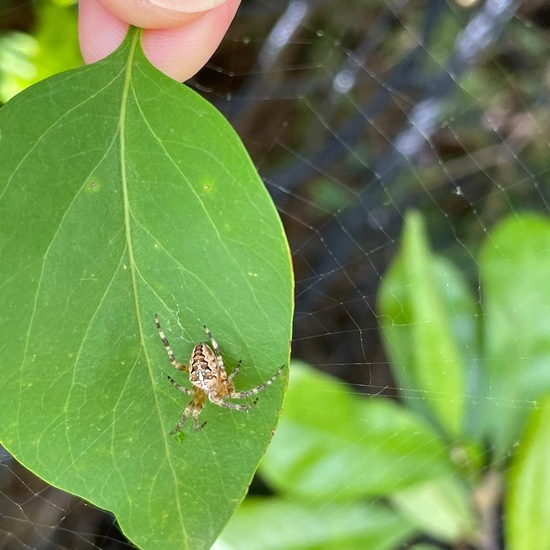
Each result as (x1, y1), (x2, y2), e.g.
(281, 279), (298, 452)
(155, 314), (285, 433)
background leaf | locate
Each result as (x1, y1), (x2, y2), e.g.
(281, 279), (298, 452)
(506, 394), (550, 550)
(390, 475), (478, 543)
(479, 214), (550, 454)
(378, 211), (472, 439)
(215, 498), (418, 550)
(0, 28), (293, 550)
(259, 362), (454, 498)
(0, 0), (81, 103)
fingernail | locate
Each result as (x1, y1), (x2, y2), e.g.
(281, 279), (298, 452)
(146, 0), (228, 13)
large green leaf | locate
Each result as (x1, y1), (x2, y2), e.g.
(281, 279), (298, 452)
(479, 214), (550, 454)
(259, 362), (454, 498)
(0, 28), (293, 550)
(378, 212), (473, 439)
(506, 394), (550, 550)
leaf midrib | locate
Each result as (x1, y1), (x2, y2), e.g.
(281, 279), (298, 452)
(118, 28), (189, 546)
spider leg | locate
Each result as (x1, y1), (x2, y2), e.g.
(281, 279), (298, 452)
(155, 314), (187, 372)
(227, 360), (242, 382)
(170, 391), (207, 434)
(167, 375), (193, 396)
(203, 325), (229, 379)
(209, 396), (258, 411)
(229, 364), (286, 399)
(191, 405), (207, 431)
(169, 402), (193, 434)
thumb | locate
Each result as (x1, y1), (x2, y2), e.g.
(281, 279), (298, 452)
(79, 0), (241, 81)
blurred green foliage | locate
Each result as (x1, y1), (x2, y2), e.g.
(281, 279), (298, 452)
(217, 212), (550, 549)
(0, 0), (80, 103)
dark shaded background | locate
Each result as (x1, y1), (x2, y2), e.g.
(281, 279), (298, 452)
(1, 0), (550, 548)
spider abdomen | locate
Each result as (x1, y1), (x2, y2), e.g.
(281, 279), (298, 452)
(189, 343), (222, 391)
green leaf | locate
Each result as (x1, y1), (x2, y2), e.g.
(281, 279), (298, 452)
(0, 28), (293, 550)
(390, 475), (478, 543)
(479, 214), (550, 454)
(506, 394), (550, 550)
(378, 211), (472, 438)
(259, 362), (453, 498)
(215, 498), (418, 550)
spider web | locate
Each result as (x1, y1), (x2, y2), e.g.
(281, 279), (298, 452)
(1, 0), (550, 548)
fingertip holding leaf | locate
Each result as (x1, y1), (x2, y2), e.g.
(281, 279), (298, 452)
(0, 27), (293, 550)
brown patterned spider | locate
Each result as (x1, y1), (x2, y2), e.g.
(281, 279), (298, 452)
(155, 314), (285, 433)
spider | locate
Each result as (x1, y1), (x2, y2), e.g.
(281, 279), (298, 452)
(154, 314), (285, 433)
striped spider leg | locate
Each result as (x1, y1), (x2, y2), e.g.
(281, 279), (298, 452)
(155, 314), (285, 434)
